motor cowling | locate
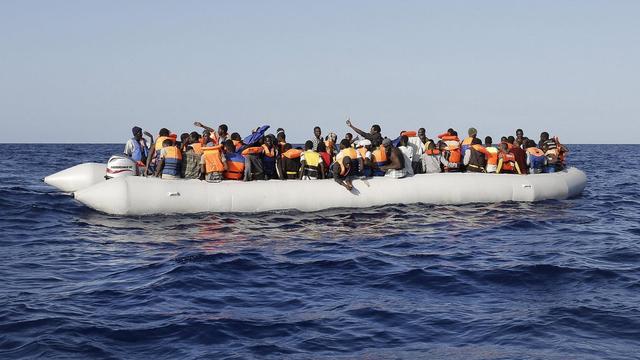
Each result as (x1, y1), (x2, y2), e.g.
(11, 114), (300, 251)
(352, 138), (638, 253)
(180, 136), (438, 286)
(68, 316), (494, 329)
(106, 155), (137, 179)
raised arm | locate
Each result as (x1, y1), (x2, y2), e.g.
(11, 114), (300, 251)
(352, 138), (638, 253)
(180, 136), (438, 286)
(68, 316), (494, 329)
(193, 121), (215, 133)
(345, 118), (369, 139)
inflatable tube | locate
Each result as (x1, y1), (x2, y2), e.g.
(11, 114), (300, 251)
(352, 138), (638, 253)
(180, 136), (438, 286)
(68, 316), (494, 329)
(44, 163), (106, 193)
(72, 168), (587, 215)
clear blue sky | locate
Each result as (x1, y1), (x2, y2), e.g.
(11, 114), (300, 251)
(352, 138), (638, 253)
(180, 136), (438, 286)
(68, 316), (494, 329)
(1, 0), (638, 144)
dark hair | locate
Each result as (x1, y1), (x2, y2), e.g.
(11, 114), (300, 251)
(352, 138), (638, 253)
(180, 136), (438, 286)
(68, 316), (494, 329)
(447, 128), (454, 134)
(516, 128), (523, 134)
(223, 139), (235, 152)
(451, 130), (458, 136)
(399, 135), (409, 146)
(485, 136), (493, 145)
(507, 136), (515, 144)
(313, 126), (321, 132)
(283, 143), (292, 151)
(540, 132), (549, 140)
(345, 132), (353, 139)
(472, 137), (482, 145)
(340, 139), (350, 148)
(526, 139), (537, 148)
(159, 128), (170, 137)
(162, 139), (173, 147)
(317, 141), (327, 152)
(230, 132), (241, 141)
(305, 140), (313, 150)
(501, 136), (508, 143)
(418, 128), (426, 134)
(219, 124), (228, 133)
(372, 125), (381, 133)
(180, 133), (190, 142)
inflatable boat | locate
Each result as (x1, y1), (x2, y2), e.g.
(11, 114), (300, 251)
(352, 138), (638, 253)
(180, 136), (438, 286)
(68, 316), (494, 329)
(44, 163), (587, 215)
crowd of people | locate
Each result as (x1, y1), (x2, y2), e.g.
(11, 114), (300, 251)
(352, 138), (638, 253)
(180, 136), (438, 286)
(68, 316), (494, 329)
(123, 119), (569, 190)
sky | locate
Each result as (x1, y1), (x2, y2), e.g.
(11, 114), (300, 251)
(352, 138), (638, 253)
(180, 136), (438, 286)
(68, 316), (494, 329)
(1, 0), (638, 144)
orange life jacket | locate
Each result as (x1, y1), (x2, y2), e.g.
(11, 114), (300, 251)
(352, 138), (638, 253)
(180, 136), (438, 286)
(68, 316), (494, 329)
(372, 146), (388, 165)
(223, 152), (245, 180)
(425, 148), (440, 155)
(485, 146), (499, 165)
(336, 147), (357, 163)
(526, 147), (544, 157)
(241, 146), (263, 156)
(190, 142), (203, 155)
(282, 149), (302, 159)
(202, 145), (225, 173)
(401, 130), (417, 137)
(445, 144), (461, 163)
(155, 136), (170, 151)
(357, 147), (369, 159)
(232, 140), (243, 151)
(499, 152), (516, 172)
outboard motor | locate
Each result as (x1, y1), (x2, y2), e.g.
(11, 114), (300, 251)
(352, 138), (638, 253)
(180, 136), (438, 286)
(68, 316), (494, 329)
(105, 155), (137, 179)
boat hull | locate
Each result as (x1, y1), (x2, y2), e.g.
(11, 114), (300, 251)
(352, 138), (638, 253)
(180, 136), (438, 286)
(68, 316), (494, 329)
(72, 168), (587, 215)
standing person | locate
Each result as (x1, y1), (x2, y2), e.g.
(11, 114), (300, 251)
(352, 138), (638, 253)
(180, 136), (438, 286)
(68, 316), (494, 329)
(154, 138), (182, 179)
(496, 143), (522, 174)
(516, 129), (525, 147)
(276, 129), (287, 155)
(194, 121), (228, 145)
(397, 135), (415, 176)
(345, 117), (383, 146)
(461, 127), (478, 155)
(379, 139), (407, 178)
(484, 136), (499, 173)
(300, 141), (325, 180)
(345, 132), (355, 147)
(311, 126), (323, 151)
(201, 144), (227, 182)
(124, 126), (150, 168)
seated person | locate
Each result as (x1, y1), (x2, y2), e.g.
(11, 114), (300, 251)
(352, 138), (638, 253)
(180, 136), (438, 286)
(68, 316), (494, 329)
(241, 145), (265, 181)
(421, 140), (442, 174)
(355, 139), (373, 177)
(181, 144), (202, 179)
(379, 139), (406, 179)
(333, 156), (355, 191)
(222, 140), (245, 180)
(278, 143), (302, 179)
(525, 139), (546, 174)
(463, 138), (491, 173)
(154, 138), (182, 180)
(300, 141), (325, 179)
(496, 142), (522, 174)
(201, 145), (227, 182)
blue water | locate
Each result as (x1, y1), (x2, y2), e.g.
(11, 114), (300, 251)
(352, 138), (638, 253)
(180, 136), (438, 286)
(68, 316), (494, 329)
(1, 144), (639, 359)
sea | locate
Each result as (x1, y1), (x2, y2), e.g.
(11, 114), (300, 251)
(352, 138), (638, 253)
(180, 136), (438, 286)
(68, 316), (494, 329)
(1, 144), (639, 359)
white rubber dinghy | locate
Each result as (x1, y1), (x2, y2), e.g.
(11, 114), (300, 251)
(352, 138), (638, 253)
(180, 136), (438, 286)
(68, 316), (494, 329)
(73, 168), (587, 215)
(44, 163), (106, 192)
